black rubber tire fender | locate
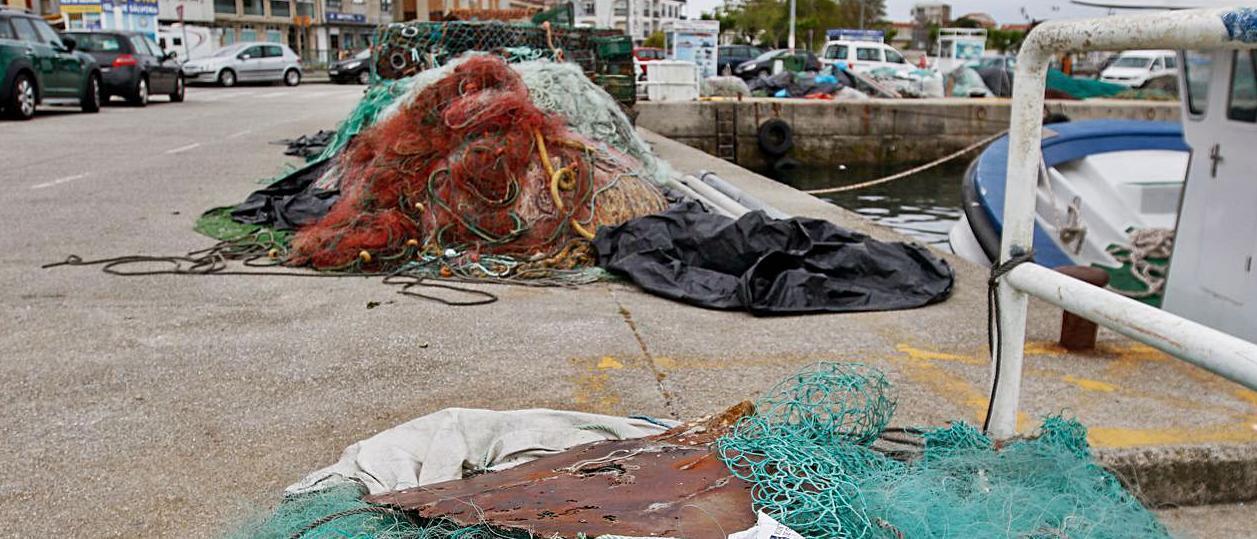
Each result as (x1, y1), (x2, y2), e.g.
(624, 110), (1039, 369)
(757, 118), (794, 157)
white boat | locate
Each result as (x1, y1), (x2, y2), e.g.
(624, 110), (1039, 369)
(949, 4), (1257, 342)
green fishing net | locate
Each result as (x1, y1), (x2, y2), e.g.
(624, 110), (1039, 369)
(717, 362), (1169, 538)
(230, 484), (523, 539)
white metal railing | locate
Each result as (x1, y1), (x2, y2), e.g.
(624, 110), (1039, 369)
(987, 6), (1257, 438)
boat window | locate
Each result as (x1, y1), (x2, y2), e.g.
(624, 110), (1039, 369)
(1183, 50), (1212, 116)
(823, 44), (847, 60)
(1227, 51), (1257, 123)
(885, 48), (906, 64)
(1151, 57), (1164, 71)
(1164, 55), (1177, 70)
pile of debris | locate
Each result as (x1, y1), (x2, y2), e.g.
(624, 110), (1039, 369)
(235, 363), (1171, 538)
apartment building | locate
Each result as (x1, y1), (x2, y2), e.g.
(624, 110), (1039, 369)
(574, 0), (683, 40)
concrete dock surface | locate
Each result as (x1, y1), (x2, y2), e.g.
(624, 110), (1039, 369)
(1, 85), (1253, 537)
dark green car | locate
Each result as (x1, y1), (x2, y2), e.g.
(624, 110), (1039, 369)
(0, 7), (102, 120)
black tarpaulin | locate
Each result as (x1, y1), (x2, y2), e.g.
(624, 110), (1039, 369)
(593, 202), (954, 315)
(230, 159), (339, 230)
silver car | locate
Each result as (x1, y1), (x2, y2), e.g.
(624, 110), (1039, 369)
(181, 42), (303, 87)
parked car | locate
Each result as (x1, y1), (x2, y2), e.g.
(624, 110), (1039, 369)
(63, 30), (182, 106)
(1099, 50), (1177, 87)
(0, 6), (101, 120)
(633, 46), (665, 79)
(819, 39), (913, 74)
(733, 49), (822, 80)
(717, 44), (762, 76)
(180, 42), (302, 87)
(329, 48), (371, 85)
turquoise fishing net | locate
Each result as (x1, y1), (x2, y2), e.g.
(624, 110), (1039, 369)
(230, 484), (522, 539)
(238, 362), (1166, 538)
(716, 362), (1170, 539)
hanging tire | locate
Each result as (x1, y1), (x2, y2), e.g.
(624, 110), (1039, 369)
(757, 119), (794, 157)
(218, 69), (236, 87)
(7, 72), (37, 120)
(81, 73), (101, 113)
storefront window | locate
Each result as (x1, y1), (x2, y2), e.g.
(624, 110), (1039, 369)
(241, 28), (257, 41)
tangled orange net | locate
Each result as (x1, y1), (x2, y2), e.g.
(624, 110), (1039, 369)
(290, 56), (666, 271)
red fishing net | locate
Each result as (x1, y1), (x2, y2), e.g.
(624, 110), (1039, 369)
(290, 56), (666, 271)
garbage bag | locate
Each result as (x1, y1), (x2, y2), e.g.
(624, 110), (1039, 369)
(593, 202), (954, 315)
(230, 158), (339, 230)
(947, 67), (993, 97)
(978, 66), (1013, 97)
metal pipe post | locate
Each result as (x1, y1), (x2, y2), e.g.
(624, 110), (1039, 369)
(1007, 264), (1257, 391)
(788, 0), (796, 50)
(987, 7), (1254, 438)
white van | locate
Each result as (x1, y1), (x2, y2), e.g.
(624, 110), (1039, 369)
(158, 24), (218, 62)
(1099, 50), (1178, 87)
(820, 40), (914, 74)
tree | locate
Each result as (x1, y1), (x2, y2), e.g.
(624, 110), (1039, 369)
(643, 31), (665, 48)
(718, 0), (887, 50)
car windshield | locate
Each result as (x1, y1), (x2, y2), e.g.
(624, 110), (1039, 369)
(354, 48), (371, 60)
(1112, 56), (1153, 69)
(212, 44), (246, 57)
(72, 33), (125, 52)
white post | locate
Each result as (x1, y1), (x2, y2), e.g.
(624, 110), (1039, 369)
(987, 7), (1251, 439)
(787, 0), (796, 50)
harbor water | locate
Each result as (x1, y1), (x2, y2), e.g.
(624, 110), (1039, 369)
(771, 162), (969, 250)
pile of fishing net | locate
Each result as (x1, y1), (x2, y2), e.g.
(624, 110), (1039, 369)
(716, 362), (1169, 538)
(237, 362), (1168, 539)
(281, 56), (667, 275)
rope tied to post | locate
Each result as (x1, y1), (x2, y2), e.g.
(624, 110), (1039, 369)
(983, 248), (1036, 433)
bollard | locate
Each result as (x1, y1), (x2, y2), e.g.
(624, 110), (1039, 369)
(1055, 265), (1111, 350)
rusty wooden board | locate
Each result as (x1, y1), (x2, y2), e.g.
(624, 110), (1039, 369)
(366, 403), (757, 538)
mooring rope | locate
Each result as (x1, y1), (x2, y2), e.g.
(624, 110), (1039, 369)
(803, 130), (1007, 196)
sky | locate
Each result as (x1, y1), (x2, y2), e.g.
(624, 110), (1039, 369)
(686, 0), (1119, 24)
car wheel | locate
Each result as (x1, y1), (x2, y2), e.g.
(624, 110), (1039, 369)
(170, 76), (185, 102)
(128, 77), (149, 107)
(284, 69), (301, 87)
(6, 73), (36, 120)
(81, 74), (101, 113)
(357, 70), (370, 85)
(219, 69), (236, 88)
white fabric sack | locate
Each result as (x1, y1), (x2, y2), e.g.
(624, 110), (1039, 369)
(286, 408), (674, 496)
(727, 511), (804, 539)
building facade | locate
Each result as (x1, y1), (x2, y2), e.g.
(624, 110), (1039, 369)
(574, 0), (684, 41)
(910, 1), (949, 51)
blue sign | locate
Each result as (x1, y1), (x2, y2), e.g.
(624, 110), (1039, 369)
(325, 12), (367, 23)
(825, 29), (884, 43)
(100, 0), (159, 15)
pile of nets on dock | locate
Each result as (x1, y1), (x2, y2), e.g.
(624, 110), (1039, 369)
(290, 55), (666, 271)
(716, 362), (1169, 538)
(235, 362), (1168, 539)
(216, 55), (669, 282)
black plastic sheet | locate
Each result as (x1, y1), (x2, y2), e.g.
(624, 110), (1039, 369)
(230, 159), (339, 230)
(593, 202), (954, 315)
